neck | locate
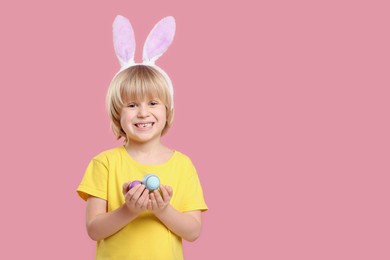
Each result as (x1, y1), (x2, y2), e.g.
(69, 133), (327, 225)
(125, 139), (164, 156)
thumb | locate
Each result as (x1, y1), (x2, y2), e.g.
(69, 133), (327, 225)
(122, 181), (131, 195)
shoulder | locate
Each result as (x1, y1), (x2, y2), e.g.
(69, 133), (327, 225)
(172, 150), (198, 172)
(91, 146), (124, 164)
(173, 150), (193, 164)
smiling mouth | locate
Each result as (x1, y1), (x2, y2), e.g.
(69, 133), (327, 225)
(134, 122), (154, 128)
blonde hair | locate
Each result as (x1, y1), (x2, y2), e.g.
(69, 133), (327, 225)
(106, 65), (174, 142)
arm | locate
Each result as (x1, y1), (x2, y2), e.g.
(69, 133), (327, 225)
(86, 183), (149, 241)
(148, 185), (203, 242)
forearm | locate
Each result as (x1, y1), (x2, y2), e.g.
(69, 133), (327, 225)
(155, 205), (202, 242)
(87, 204), (137, 241)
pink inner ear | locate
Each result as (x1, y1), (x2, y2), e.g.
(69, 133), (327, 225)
(113, 15), (135, 66)
(144, 17), (175, 61)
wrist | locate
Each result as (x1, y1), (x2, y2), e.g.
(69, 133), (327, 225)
(153, 204), (171, 218)
(121, 203), (140, 219)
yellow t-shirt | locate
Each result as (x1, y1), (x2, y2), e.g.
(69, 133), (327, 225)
(77, 146), (208, 260)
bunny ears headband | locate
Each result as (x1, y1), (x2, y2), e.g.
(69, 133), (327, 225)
(112, 15), (176, 109)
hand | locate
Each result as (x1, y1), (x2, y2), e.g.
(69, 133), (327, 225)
(123, 183), (149, 214)
(147, 185), (173, 214)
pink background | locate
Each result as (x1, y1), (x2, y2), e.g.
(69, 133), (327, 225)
(1, 0), (389, 259)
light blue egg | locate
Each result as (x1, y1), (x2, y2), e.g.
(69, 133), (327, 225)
(143, 174), (160, 191)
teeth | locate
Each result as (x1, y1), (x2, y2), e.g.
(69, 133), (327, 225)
(136, 123), (152, 128)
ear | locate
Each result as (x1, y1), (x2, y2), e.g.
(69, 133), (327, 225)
(142, 16), (176, 64)
(113, 15), (136, 67)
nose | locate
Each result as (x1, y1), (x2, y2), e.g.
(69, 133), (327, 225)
(137, 104), (150, 118)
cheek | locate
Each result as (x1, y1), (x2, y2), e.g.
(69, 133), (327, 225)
(119, 112), (131, 128)
(160, 111), (167, 122)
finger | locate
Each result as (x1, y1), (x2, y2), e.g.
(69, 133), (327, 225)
(129, 184), (146, 203)
(159, 185), (170, 201)
(129, 183), (144, 193)
(150, 192), (158, 210)
(122, 181), (131, 195)
(137, 197), (147, 210)
(132, 184), (146, 196)
(147, 198), (152, 210)
(152, 189), (164, 208)
(165, 185), (173, 197)
(158, 185), (165, 197)
(137, 188), (149, 208)
(128, 183), (140, 196)
(125, 191), (132, 205)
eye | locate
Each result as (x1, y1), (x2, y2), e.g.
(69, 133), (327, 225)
(127, 102), (137, 108)
(149, 100), (159, 106)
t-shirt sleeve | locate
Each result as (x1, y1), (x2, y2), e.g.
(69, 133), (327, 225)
(77, 158), (108, 201)
(178, 159), (208, 212)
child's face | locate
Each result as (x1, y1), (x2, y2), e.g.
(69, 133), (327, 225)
(120, 97), (167, 144)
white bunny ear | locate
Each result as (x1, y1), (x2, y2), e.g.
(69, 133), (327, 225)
(113, 15), (136, 67)
(143, 16), (176, 64)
